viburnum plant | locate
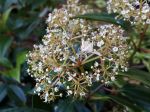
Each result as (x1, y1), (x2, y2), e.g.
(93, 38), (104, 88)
(107, 0), (150, 61)
(107, 0), (150, 26)
(27, 0), (129, 102)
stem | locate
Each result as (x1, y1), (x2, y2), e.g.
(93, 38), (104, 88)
(82, 56), (100, 65)
(71, 35), (84, 40)
(129, 24), (148, 63)
(137, 25), (148, 50)
(90, 84), (105, 95)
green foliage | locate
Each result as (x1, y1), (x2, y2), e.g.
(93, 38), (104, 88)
(119, 69), (150, 86)
(8, 85), (26, 105)
(0, 76), (26, 106)
(0, 108), (49, 112)
(0, 84), (7, 102)
(75, 13), (131, 31)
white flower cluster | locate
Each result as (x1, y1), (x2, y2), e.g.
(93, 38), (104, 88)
(27, 0), (129, 102)
(107, 0), (150, 25)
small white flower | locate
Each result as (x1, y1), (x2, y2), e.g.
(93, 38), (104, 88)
(112, 47), (119, 52)
(67, 86), (70, 89)
(94, 62), (99, 67)
(111, 76), (115, 81)
(54, 67), (62, 72)
(124, 67), (128, 72)
(80, 92), (86, 96)
(60, 93), (63, 97)
(54, 87), (59, 92)
(44, 92), (49, 102)
(38, 62), (43, 67)
(142, 15), (147, 20)
(81, 39), (93, 53)
(46, 13), (52, 23)
(36, 87), (41, 92)
(69, 56), (76, 62)
(27, 69), (30, 73)
(73, 73), (77, 77)
(96, 74), (100, 81)
(121, 10), (129, 15)
(146, 19), (150, 24)
(97, 40), (104, 47)
(67, 90), (73, 95)
(68, 76), (73, 81)
(142, 6), (150, 13)
(48, 80), (51, 84)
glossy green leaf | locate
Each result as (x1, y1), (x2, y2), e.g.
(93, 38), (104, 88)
(0, 7), (14, 31)
(109, 95), (142, 112)
(4, 67), (20, 82)
(88, 100), (104, 112)
(74, 13), (131, 30)
(121, 85), (150, 104)
(0, 37), (13, 57)
(136, 53), (150, 59)
(119, 69), (150, 86)
(90, 94), (109, 101)
(119, 85), (150, 111)
(56, 99), (92, 112)
(0, 84), (7, 102)
(56, 99), (76, 112)
(16, 50), (27, 66)
(2, 50), (27, 81)
(0, 57), (13, 68)
(114, 75), (128, 88)
(8, 85), (26, 105)
(19, 19), (41, 39)
(2, 7), (13, 26)
(143, 60), (150, 72)
(4, 0), (18, 10)
(74, 102), (91, 112)
(0, 108), (48, 112)
(0, 75), (18, 85)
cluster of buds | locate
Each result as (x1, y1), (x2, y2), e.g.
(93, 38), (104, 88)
(27, 0), (129, 102)
(107, 0), (150, 25)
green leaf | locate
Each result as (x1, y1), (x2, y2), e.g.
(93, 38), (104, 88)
(120, 85), (150, 111)
(143, 60), (150, 72)
(0, 75), (18, 85)
(0, 107), (48, 112)
(2, 50), (27, 82)
(4, 67), (20, 82)
(0, 7), (14, 31)
(0, 84), (7, 102)
(109, 95), (142, 112)
(2, 7), (13, 26)
(119, 69), (150, 86)
(121, 85), (150, 104)
(114, 75), (128, 88)
(32, 95), (53, 111)
(4, 0), (18, 10)
(31, 0), (47, 10)
(74, 13), (131, 30)
(90, 94), (109, 101)
(16, 50), (27, 66)
(8, 85), (26, 105)
(19, 19), (41, 39)
(57, 99), (76, 112)
(74, 102), (91, 112)
(0, 37), (13, 57)
(136, 53), (150, 59)
(56, 99), (91, 112)
(0, 57), (13, 68)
